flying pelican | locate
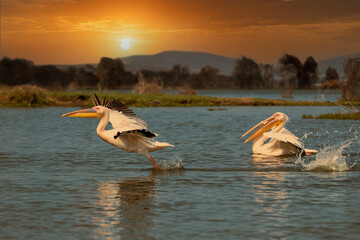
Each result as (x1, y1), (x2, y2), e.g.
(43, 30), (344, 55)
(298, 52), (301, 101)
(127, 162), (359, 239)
(61, 93), (174, 169)
(241, 112), (317, 156)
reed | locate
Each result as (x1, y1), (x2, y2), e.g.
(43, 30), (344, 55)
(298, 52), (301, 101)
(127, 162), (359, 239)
(1, 84), (54, 107)
(302, 113), (360, 120)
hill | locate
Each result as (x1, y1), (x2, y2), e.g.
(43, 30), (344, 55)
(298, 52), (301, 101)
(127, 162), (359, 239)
(122, 51), (236, 75)
(54, 51), (360, 77)
(123, 51), (360, 76)
(317, 53), (360, 77)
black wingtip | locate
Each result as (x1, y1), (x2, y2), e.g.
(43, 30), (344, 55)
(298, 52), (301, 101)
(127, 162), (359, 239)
(91, 93), (115, 109)
(122, 129), (156, 138)
(139, 129), (157, 138)
(90, 93), (142, 122)
(91, 92), (101, 106)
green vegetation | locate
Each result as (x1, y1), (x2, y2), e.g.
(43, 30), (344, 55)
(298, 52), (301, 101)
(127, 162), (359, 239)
(0, 85), (55, 107)
(2, 87), (359, 108)
(303, 113), (360, 120)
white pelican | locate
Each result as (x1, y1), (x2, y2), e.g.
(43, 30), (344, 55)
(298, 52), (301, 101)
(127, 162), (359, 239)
(61, 93), (174, 169)
(242, 112), (317, 156)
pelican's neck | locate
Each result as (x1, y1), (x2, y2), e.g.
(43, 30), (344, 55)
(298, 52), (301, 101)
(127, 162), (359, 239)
(96, 112), (109, 136)
(252, 134), (268, 152)
(273, 122), (285, 133)
(252, 122), (285, 152)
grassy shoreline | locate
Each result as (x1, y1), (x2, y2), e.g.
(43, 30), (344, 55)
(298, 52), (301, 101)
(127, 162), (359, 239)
(302, 112), (360, 120)
(0, 89), (359, 108)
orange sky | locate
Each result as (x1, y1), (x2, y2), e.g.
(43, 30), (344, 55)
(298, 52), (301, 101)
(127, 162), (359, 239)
(1, 0), (360, 64)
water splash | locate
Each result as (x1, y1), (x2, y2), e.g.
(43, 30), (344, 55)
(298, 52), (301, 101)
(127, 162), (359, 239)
(300, 132), (313, 141)
(316, 90), (327, 102)
(158, 153), (184, 170)
(296, 140), (352, 172)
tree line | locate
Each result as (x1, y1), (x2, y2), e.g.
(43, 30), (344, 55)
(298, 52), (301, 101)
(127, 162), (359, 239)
(0, 54), (352, 91)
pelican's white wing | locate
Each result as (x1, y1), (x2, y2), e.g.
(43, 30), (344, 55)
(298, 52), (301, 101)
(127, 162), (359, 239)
(108, 110), (148, 132)
(91, 94), (155, 134)
(263, 128), (304, 151)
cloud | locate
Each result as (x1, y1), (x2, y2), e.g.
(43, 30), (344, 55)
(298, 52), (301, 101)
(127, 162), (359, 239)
(2, 0), (77, 11)
(218, 20), (359, 48)
(2, 13), (360, 47)
(2, 17), (46, 32)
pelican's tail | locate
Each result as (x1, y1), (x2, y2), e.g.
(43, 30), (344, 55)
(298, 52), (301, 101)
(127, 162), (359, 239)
(154, 141), (175, 149)
(150, 140), (174, 152)
(140, 137), (174, 152)
(304, 148), (318, 155)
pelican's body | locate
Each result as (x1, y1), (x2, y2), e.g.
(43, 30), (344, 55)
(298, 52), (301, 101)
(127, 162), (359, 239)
(242, 112), (317, 156)
(62, 93), (174, 169)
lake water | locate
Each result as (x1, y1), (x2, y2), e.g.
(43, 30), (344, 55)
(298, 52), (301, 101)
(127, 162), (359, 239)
(110, 89), (342, 102)
(196, 89), (342, 102)
(0, 106), (359, 239)
(96, 89), (341, 102)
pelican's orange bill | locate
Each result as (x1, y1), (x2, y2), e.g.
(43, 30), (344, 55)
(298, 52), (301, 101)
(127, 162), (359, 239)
(242, 115), (283, 143)
(61, 108), (101, 118)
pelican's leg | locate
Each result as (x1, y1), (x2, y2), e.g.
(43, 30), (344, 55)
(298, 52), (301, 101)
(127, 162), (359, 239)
(148, 155), (160, 169)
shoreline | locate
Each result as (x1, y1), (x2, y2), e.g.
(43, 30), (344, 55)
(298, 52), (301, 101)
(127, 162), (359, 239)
(1, 90), (358, 108)
(303, 112), (360, 120)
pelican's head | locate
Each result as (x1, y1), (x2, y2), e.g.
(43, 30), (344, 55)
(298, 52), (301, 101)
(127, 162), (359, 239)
(242, 112), (289, 143)
(61, 105), (107, 118)
(272, 112), (289, 123)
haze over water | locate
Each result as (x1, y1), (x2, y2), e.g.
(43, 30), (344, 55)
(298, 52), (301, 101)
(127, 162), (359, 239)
(0, 105), (359, 239)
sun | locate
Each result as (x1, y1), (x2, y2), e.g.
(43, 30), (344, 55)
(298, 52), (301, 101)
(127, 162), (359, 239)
(120, 39), (131, 50)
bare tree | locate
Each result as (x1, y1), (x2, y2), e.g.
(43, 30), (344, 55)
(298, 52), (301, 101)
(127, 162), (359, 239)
(324, 67), (340, 82)
(133, 71), (163, 94)
(97, 57), (125, 89)
(278, 54), (304, 89)
(303, 56), (319, 88)
(319, 66), (341, 89)
(0, 57), (34, 85)
(232, 56), (262, 89)
(194, 65), (220, 88)
(170, 64), (190, 87)
(260, 64), (274, 89)
(342, 57), (360, 100)
(68, 67), (98, 89)
(33, 65), (69, 89)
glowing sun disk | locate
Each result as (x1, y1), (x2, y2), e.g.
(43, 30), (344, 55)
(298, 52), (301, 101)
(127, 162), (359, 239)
(121, 39), (131, 50)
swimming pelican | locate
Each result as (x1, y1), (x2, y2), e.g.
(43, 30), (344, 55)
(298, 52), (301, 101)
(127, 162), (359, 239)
(241, 112), (317, 156)
(61, 93), (174, 169)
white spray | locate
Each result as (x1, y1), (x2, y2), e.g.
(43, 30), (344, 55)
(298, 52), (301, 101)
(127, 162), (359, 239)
(158, 152), (184, 170)
(296, 126), (359, 171)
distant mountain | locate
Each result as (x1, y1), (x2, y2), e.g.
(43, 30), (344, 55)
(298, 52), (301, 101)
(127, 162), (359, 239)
(122, 51), (236, 75)
(317, 54), (360, 77)
(123, 51), (360, 76)
(55, 51), (360, 77)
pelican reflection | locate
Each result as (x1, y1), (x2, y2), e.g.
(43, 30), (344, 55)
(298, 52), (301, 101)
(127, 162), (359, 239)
(250, 171), (290, 231)
(251, 154), (294, 168)
(92, 172), (158, 239)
